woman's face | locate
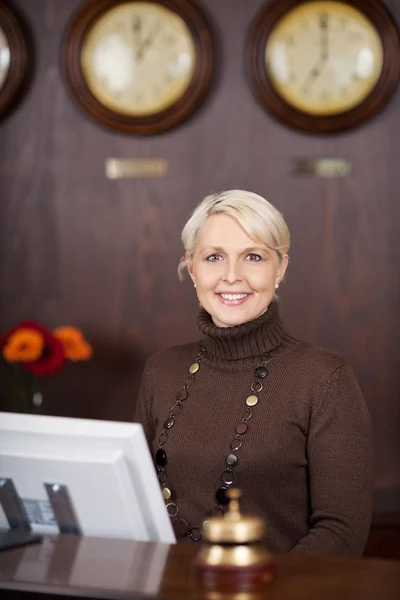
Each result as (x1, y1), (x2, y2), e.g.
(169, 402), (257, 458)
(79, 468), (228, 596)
(188, 214), (288, 328)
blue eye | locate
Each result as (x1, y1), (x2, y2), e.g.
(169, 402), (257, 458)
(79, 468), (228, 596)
(206, 254), (222, 262)
(246, 253), (262, 262)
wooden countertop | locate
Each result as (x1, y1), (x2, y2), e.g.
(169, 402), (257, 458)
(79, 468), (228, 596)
(1, 534), (400, 599)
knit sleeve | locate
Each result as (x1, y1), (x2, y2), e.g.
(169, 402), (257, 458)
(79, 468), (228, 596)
(134, 357), (156, 449)
(290, 363), (373, 556)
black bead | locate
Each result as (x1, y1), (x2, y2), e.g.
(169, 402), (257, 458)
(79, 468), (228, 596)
(155, 448), (167, 467)
(254, 366), (268, 379)
(216, 487), (230, 505)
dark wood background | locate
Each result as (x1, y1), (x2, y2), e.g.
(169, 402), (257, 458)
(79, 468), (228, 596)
(0, 0), (399, 522)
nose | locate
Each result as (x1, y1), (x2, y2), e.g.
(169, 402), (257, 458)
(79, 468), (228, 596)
(221, 258), (242, 284)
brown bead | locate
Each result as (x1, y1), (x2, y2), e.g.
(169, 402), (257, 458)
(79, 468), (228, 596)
(164, 417), (175, 429)
(174, 518), (190, 536)
(236, 423), (248, 435)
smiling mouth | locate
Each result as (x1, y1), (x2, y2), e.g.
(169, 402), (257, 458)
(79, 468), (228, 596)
(216, 293), (250, 305)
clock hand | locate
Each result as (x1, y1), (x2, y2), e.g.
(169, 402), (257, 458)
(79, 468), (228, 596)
(319, 13), (329, 61)
(302, 57), (325, 92)
(131, 15), (145, 58)
(131, 15), (143, 47)
(132, 16), (142, 35)
(302, 13), (330, 92)
(136, 23), (161, 60)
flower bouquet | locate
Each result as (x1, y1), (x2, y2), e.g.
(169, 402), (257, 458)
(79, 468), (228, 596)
(0, 321), (92, 413)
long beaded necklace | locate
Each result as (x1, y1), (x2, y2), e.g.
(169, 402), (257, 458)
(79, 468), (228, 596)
(154, 344), (274, 542)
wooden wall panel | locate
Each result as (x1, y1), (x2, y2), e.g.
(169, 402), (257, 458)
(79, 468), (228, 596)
(0, 0), (399, 515)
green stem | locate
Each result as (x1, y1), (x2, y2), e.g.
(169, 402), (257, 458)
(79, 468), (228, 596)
(2, 360), (33, 413)
(26, 371), (40, 413)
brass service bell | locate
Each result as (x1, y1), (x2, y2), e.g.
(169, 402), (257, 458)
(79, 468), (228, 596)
(194, 489), (275, 583)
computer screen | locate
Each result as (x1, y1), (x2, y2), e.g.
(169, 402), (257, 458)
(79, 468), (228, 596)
(0, 412), (175, 545)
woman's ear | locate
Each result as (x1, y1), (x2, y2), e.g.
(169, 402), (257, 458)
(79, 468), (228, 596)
(186, 253), (195, 283)
(276, 254), (289, 284)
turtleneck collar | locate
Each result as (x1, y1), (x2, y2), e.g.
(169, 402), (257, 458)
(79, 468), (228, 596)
(197, 301), (285, 364)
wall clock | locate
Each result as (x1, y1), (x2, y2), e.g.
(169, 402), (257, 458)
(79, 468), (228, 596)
(0, 1), (32, 122)
(62, 0), (214, 135)
(247, 0), (400, 134)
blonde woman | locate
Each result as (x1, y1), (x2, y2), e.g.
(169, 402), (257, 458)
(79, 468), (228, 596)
(135, 190), (373, 555)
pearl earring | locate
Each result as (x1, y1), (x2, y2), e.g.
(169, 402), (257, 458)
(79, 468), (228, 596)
(275, 283), (279, 290)
(193, 282), (196, 288)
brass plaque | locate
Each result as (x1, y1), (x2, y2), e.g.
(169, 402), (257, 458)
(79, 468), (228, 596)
(105, 158), (168, 179)
(292, 158), (352, 178)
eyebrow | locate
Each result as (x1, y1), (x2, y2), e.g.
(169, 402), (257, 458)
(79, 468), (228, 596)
(200, 246), (270, 255)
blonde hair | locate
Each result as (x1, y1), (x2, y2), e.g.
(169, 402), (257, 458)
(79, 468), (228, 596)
(178, 189), (290, 279)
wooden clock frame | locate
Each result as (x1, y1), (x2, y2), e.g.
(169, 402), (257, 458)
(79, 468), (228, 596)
(0, 1), (32, 122)
(246, 0), (400, 134)
(62, 0), (215, 135)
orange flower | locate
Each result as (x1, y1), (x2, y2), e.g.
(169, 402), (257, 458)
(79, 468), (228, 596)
(53, 326), (92, 361)
(3, 329), (44, 363)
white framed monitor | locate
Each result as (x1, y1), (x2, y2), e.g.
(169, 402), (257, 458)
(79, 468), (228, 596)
(0, 412), (175, 544)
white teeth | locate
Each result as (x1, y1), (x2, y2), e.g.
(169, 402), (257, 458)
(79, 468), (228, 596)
(220, 293), (248, 301)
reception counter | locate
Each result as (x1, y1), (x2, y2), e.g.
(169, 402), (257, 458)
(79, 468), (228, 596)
(1, 533), (400, 599)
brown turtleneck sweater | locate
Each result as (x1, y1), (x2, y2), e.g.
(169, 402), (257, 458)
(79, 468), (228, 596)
(135, 302), (373, 555)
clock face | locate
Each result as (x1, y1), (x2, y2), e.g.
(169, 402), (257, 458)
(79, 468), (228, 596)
(0, 25), (10, 91)
(81, 1), (196, 117)
(265, 1), (384, 116)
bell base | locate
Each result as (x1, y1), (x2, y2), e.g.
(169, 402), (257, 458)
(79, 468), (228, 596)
(194, 561), (275, 582)
(194, 543), (276, 584)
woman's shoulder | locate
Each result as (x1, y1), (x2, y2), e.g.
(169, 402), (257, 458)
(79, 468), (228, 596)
(283, 339), (365, 410)
(284, 336), (352, 379)
(145, 341), (201, 372)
